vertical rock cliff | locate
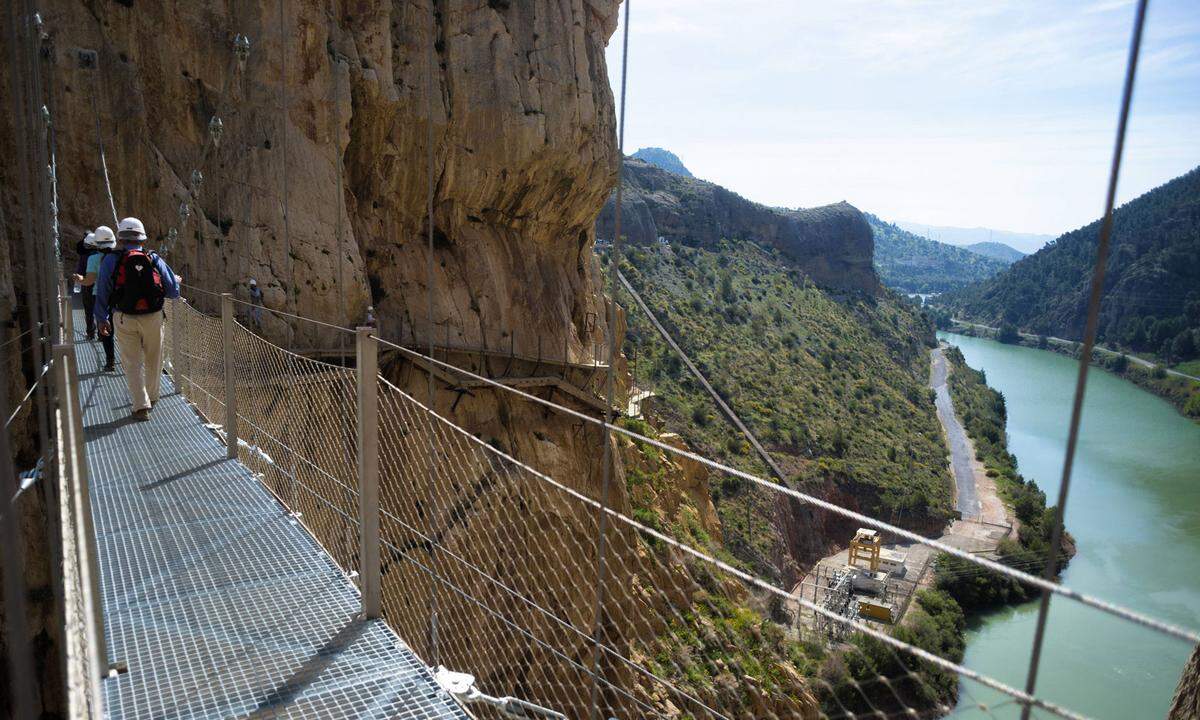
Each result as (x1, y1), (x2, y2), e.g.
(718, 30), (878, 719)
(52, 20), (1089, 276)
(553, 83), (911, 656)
(16, 0), (620, 358)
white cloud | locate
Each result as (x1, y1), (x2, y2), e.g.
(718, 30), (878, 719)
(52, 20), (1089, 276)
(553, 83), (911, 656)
(608, 0), (1200, 235)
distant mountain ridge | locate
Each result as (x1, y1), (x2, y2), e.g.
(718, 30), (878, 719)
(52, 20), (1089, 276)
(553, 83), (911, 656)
(964, 241), (1025, 264)
(596, 158), (878, 293)
(896, 220), (1054, 255)
(869, 214), (1009, 293)
(630, 147), (694, 178)
(942, 165), (1200, 362)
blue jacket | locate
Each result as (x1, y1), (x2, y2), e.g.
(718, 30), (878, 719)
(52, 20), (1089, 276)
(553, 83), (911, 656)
(94, 245), (180, 325)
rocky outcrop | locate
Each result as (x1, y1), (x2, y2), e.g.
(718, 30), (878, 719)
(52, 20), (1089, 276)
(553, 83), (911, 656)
(631, 146), (694, 178)
(596, 159), (879, 294)
(1170, 644), (1200, 720)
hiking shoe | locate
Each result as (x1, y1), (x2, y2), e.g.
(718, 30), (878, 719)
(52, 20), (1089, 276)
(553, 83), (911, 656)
(86, 331), (96, 341)
(103, 362), (115, 372)
(132, 409), (150, 422)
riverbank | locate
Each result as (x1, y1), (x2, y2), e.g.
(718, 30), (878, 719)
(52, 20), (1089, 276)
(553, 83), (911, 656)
(947, 319), (1200, 421)
(934, 343), (1073, 612)
(940, 332), (1200, 719)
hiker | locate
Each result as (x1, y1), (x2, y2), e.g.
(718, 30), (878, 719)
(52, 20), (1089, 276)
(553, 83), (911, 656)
(74, 226), (118, 370)
(71, 230), (97, 338)
(247, 278), (264, 331)
(68, 230), (94, 294)
(364, 305), (377, 329)
(95, 217), (181, 421)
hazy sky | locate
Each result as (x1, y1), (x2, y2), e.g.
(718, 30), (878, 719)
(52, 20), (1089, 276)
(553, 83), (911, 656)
(605, 0), (1200, 237)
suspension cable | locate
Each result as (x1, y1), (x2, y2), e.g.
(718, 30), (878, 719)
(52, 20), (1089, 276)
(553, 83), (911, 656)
(87, 62), (118, 226)
(618, 269), (789, 484)
(378, 353), (1090, 720)
(330, 50), (347, 355)
(1019, 1), (1151, 716)
(424, 0), (442, 668)
(364, 332), (1200, 646)
(589, 1), (631, 716)
(278, 0), (294, 349)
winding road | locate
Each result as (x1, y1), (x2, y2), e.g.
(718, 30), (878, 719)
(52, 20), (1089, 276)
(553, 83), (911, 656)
(930, 345), (979, 519)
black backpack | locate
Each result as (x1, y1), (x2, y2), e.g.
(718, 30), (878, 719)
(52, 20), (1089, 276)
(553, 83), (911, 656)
(112, 249), (166, 314)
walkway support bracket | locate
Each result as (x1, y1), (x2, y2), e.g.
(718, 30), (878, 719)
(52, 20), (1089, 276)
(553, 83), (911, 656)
(60, 281), (74, 342)
(356, 326), (381, 618)
(221, 293), (238, 460)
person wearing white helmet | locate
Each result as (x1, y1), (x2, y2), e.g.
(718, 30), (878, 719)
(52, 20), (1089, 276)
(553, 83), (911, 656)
(95, 217), (181, 421)
(74, 226), (118, 369)
(71, 230), (98, 338)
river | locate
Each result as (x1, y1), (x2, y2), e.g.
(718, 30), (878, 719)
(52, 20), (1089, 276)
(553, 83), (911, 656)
(938, 332), (1200, 720)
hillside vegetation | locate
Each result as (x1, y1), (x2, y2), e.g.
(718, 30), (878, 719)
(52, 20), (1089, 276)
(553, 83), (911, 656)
(942, 166), (1200, 366)
(870, 214), (1009, 293)
(619, 239), (954, 580)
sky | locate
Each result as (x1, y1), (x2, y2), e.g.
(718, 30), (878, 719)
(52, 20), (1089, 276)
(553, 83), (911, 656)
(605, 0), (1200, 237)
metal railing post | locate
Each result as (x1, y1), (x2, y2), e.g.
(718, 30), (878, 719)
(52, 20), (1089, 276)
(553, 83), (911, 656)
(60, 281), (74, 343)
(53, 343), (110, 675)
(171, 298), (184, 395)
(356, 326), (381, 618)
(221, 294), (238, 459)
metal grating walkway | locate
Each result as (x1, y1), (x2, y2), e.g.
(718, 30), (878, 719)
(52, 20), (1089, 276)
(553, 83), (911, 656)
(73, 312), (469, 719)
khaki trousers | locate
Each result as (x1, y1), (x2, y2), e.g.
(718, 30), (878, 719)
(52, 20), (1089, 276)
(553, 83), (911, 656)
(115, 311), (165, 412)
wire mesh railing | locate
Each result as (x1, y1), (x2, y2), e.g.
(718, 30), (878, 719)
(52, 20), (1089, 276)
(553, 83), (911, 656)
(166, 298), (363, 576)
(160, 289), (1199, 720)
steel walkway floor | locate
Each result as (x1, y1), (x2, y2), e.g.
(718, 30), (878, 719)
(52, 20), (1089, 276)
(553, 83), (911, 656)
(73, 313), (469, 719)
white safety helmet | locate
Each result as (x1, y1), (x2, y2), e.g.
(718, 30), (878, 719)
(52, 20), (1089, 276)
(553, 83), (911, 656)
(117, 216), (147, 241)
(248, 278), (257, 287)
(83, 231), (97, 248)
(93, 225), (117, 250)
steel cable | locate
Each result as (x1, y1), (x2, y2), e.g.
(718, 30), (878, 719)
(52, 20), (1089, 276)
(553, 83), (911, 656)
(1019, 1), (1152, 716)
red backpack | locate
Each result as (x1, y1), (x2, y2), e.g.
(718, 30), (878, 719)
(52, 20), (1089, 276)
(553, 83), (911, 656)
(112, 249), (166, 314)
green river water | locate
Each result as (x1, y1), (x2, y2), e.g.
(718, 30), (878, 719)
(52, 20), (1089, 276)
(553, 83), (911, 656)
(938, 333), (1200, 720)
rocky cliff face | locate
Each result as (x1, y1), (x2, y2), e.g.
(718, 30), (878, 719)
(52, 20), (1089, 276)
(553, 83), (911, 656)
(596, 159), (879, 294)
(14, 0), (620, 359)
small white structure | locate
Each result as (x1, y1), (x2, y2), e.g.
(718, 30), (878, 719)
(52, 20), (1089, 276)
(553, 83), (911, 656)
(878, 548), (908, 578)
(847, 566), (889, 594)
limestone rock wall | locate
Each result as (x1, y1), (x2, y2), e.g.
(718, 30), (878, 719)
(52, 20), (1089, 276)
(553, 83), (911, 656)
(23, 0), (619, 358)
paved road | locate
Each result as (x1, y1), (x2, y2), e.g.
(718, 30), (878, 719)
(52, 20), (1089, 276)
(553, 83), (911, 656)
(930, 345), (979, 519)
(950, 319), (1200, 383)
